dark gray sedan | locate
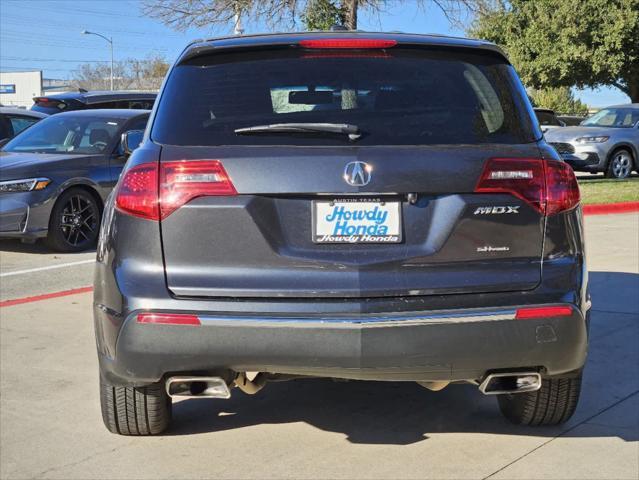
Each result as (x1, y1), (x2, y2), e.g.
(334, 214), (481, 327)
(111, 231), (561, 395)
(0, 109), (148, 251)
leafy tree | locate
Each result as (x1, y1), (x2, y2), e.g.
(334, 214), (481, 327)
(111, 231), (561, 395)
(470, 0), (639, 102)
(301, 0), (345, 30)
(529, 87), (589, 115)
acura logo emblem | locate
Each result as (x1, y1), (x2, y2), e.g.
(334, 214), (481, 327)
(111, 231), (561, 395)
(343, 161), (372, 186)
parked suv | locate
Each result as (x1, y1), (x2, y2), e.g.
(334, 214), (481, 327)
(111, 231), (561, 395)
(31, 90), (156, 115)
(94, 32), (588, 435)
(546, 104), (639, 178)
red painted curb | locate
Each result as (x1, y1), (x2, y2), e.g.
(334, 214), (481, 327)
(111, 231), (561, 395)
(0, 286), (93, 308)
(583, 201), (639, 216)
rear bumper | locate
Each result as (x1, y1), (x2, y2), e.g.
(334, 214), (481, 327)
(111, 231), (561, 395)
(97, 305), (589, 386)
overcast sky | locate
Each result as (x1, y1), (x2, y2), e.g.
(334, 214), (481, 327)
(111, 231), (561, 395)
(0, 0), (630, 107)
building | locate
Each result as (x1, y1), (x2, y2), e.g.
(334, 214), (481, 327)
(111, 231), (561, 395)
(0, 71), (70, 108)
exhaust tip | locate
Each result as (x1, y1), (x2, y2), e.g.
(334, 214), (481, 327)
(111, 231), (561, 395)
(478, 372), (541, 395)
(166, 376), (231, 399)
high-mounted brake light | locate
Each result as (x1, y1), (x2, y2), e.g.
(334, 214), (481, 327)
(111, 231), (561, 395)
(475, 158), (580, 216)
(137, 313), (201, 326)
(115, 160), (236, 221)
(515, 306), (574, 319)
(299, 39), (397, 49)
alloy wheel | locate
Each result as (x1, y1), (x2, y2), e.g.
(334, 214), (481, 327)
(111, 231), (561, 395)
(611, 151), (632, 179)
(59, 194), (99, 248)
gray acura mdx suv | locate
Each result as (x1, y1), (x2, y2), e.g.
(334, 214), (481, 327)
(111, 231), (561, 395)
(94, 32), (588, 435)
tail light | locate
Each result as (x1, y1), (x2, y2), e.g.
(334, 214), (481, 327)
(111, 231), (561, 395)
(160, 160), (236, 219)
(137, 313), (201, 326)
(544, 160), (581, 216)
(115, 163), (160, 220)
(475, 158), (580, 216)
(33, 97), (67, 110)
(116, 160), (236, 221)
(515, 305), (573, 319)
(299, 39), (397, 49)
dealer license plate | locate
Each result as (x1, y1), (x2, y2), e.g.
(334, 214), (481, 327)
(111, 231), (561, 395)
(313, 199), (401, 243)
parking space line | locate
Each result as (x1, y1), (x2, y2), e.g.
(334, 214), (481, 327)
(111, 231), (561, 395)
(0, 259), (95, 278)
(0, 286), (93, 308)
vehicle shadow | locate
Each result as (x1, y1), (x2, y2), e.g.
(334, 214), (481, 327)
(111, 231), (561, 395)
(0, 239), (96, 255)
(170, 271), (639, 444)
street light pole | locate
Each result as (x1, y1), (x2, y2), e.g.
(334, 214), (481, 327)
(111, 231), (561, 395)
(81, 30), (114, 90)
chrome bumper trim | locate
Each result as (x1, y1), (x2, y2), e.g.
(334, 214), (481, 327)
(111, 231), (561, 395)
(195, 309), (518, 329)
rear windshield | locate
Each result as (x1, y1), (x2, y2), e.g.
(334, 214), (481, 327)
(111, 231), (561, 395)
(152, 48), (536, 146)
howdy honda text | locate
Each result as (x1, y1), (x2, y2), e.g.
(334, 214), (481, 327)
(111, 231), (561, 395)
(313, 200), (402, 243)
(318, 234), (401, 243)
(325, 205), (389, 225)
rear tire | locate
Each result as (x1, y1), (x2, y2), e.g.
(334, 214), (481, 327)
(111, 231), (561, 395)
(100, 375), (172, 435)
(497, 372), (582, 426)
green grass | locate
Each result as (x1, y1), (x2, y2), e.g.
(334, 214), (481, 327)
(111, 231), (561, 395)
(578, 178), (639, 204)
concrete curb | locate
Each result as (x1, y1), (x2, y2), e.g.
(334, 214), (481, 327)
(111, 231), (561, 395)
(583, 201), (639, 216)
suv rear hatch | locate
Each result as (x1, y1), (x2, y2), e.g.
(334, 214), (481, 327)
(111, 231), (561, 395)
(151, 40), (547, 298)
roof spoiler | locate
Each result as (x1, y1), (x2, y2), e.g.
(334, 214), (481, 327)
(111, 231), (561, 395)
(177, 33), (510, 65)
(32, 97), (68, 108)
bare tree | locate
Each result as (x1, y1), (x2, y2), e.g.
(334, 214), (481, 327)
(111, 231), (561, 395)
(71, 55), (170, 91)
(141, 0), (298, 32)
(142, 0), (487, 33)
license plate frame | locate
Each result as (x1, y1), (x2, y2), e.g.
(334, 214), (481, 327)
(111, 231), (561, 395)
(312, 198), (402, 244)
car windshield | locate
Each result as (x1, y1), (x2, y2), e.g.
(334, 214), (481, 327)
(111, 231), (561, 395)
(153, 49), (536, 146)
(2, 114), (124, 154)
(581, 108), (639, 128)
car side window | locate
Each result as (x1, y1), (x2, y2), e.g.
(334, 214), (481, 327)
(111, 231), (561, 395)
(129, 100), (154, 109)
(9, 115), (39, 136)
(0, 115), (14, 139)
(127, 117), (149, 132)
(89, 101), (120, 109)
(79, 120), (120, 152)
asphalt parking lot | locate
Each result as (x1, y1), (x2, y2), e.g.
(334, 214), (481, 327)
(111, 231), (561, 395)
(0, 213), (637, 480)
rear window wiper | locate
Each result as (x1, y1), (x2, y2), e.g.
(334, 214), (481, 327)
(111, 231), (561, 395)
(234, 123), (362, 141)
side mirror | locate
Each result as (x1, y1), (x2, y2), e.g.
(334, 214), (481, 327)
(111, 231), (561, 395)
(559, 120), (566, 127)
(120, 130), (144, 156)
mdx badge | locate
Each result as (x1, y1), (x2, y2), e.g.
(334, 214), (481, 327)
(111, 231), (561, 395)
(343, 161), (372, 186)
(474, 206), (520, 215)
